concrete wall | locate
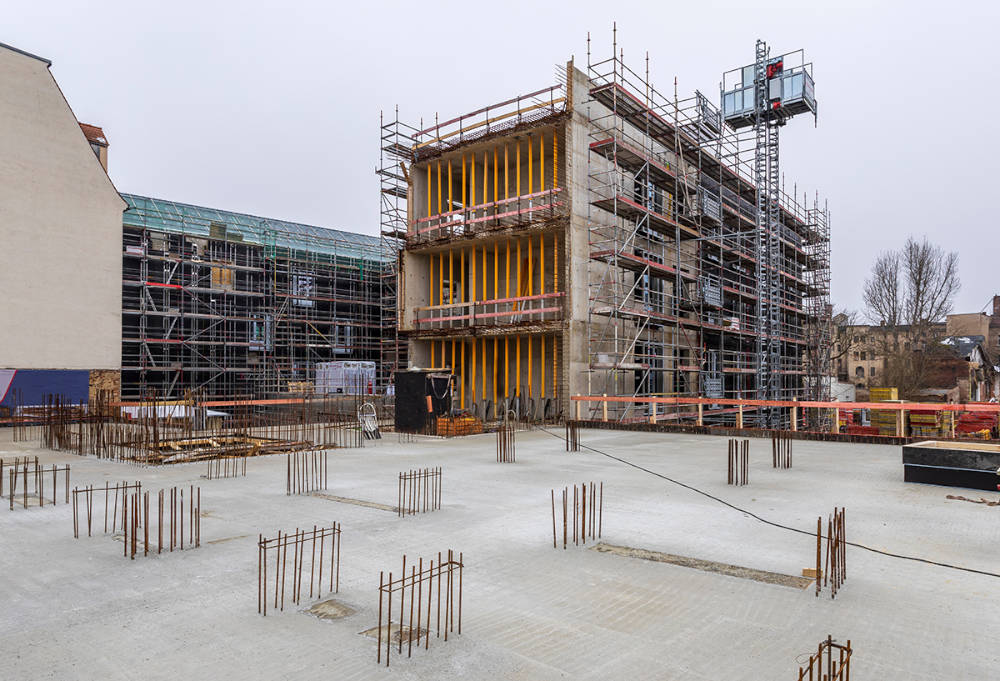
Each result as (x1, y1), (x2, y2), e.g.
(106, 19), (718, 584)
(0, 44), (125, 370)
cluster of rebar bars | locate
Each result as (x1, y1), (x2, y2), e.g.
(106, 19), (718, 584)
(206, 455), (247, 480)
(25, 390), (376, 465)
(551, 482), (603, 549)
(398, 468), (442, 517)
(3, 458), (70, 510)
(773, 431), (792, 469)
(728, 439), (749, 485)
(565, 421), (581, 452)
(286, 451), (329, 495)
(377, 550), (463, 666)
(797, 635), (852, 680)
(72, 481), (142, 537)
(496, 421), (516, 463)
(816, 508), (846, 599)
(257, 523), (341, 616)
(121, 485), (201, 559)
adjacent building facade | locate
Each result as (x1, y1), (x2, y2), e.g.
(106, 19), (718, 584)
(0, 42), (125, 407)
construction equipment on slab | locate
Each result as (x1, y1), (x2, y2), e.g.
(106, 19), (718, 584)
(286, 451), (329, 496)
(772, 431), (792, 469)
(377, 550), (463, 666)
(398, 467), (442, 517)
(359, 402), (382, 440)
(728, 438), (749, 485)
(3, 459), (69, 510)
(796, 636), (852, 680)
(257, 523), (341, 616)
(551, 482), (603, 549)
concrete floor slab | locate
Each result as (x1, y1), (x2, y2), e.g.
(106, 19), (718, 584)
(1, 427), (998, 679)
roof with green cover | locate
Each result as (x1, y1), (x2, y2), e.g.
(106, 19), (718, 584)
(122, 193), (388, 262)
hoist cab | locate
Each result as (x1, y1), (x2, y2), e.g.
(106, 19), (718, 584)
(721, 50), (817, 129)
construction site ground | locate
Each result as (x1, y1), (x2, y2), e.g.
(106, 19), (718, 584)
(1, 427), (997, 680)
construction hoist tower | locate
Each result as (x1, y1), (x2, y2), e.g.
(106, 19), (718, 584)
(722, 41), (817, 426)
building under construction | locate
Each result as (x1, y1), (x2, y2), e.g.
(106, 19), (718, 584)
(121, 194), (395, 401)
(388, 35), (831, 426)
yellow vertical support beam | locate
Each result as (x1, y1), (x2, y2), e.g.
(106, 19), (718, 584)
(438, 252), (444, 306)
(447, 159), (453, 212)
(428, 255), (433, 306)
(528, 134), (533, 194)
(504, 336), (509, 398)
(481, 243), (486, 301)
(492, 337), (498, 414)
(449, 250), (454, 305)
(441, 338), (446, 369)
(451, 339), (455, 372)
(504, 143), (509, 200)
(482, 151), (488, 212)
(461, 155), (466, 209)
(528, 334), (533, 398)
(460, 339), (466, 407)
(426, 163), (431, 219)
(541, 335), (546, 398)
(505, 239), (511, 299)
(553, 232), (558, 292)
(493, 241), (498, 302)
(539, 232), (544, 296)
(471, 153), (476, 207)
(553, 130), (558, 189)
(493, 147), (498, 211)
(471, 338), (476, 406)
(481, 337), (486, 402)
(528, 235), (533, 296)
(552, 333), (557, 398)
(430, 340), (435, 369)
(471, 246), (476, 302)
(460, 247), (465, 303)
(516, 336), (521, 397)
(436, 161), (442, 215)
(539, 131), (545, 193)
(516, 140), (521, 197)
(516, 240), (522, 298)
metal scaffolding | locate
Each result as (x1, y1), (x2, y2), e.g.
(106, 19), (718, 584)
(120, 194), (389, 401)
(585, 31), (831, 425)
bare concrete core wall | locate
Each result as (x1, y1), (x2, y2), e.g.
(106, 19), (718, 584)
(0, 45), (125, 370)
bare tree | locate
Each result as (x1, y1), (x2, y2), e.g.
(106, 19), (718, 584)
(862, 237), (960, 398)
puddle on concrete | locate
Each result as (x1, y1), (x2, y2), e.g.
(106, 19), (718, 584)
(360, 623), (428, 642)
(592, 542), (813, 589)
(308, 599), (356, 620)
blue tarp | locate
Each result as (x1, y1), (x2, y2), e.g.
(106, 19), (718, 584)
(0, 369), (90, 407)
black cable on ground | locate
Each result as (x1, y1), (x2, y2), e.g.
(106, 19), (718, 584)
(540, 426), (1000, 580)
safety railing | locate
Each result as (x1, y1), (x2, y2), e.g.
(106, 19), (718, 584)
(408, 187), (566, 244)
(414, 292), (564, 330)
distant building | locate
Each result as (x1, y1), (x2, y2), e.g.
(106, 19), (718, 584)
(835, 295), (1000, 401)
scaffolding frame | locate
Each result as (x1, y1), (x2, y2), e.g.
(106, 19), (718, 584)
(121, 195), (389, 401)
(584, 30), (831, 425)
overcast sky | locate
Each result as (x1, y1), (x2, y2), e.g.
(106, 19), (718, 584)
(6, 0), (999, 315)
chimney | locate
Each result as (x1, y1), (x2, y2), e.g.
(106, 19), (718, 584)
(993, 295), (1000, 319)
